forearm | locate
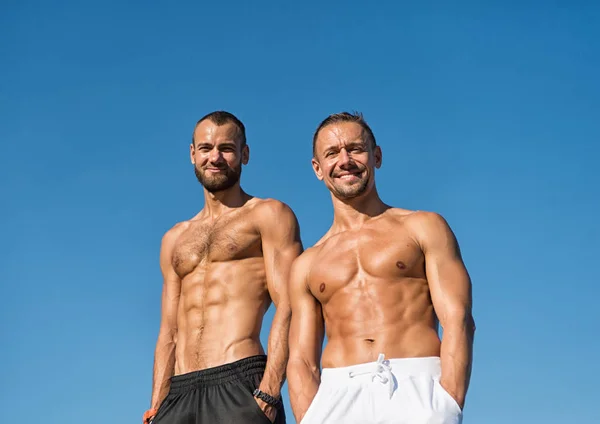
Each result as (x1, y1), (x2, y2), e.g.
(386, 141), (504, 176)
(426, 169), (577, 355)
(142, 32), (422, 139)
(150, 335), (177, 410)
(439, 313), (475, 407)
(287, 357), (320, 422)
(258, 305), (291, 397)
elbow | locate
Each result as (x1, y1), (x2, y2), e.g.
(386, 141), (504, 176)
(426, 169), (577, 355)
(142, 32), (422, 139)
(287, 364), (309, 385)
(441, 309), (476, 337)
(287, 354), (319, 377)
(286, 358), (297, 376)
(274, 300), (292, 320)
(465, 314), (476, 340)
(157, 325), (178, 345)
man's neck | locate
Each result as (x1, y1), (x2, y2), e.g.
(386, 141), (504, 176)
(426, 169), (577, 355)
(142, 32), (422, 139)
(330, 187), (388, 231)
(201, 183), (250, 219)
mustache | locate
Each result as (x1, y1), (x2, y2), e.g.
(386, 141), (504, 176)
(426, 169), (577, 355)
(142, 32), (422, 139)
(332, 166), (364, 177)
(203, 165), (228, 170)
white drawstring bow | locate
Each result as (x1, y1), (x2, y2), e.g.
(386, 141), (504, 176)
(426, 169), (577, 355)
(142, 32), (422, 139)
(348, 353), (396, 398)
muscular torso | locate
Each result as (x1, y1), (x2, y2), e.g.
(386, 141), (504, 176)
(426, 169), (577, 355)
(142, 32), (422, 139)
(308, 209), (440, 367)
(170, 200), (270, 374)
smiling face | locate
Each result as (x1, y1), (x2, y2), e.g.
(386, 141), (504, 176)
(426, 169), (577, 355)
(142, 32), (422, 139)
(190, 120), (249, 193)
(312, 121), (382, 200)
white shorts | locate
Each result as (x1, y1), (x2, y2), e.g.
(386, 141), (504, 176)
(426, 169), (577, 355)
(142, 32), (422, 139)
(300, 355), (463, 424)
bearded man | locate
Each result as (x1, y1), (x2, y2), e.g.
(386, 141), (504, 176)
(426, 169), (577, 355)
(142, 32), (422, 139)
(143, 111), (303, 424)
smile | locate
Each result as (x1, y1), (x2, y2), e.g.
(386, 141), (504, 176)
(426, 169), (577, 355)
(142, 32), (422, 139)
(335, 172), (362, 180)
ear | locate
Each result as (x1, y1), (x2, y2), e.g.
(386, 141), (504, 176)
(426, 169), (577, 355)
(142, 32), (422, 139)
(374, 145), (382, 169)
(190, 143), (195, 164)
(311, 157), (324, 181)
(241, 144), (249, 165)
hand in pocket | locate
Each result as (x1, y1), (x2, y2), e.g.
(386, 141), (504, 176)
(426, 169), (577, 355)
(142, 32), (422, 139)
(438, 379), (464, 412)
(254, 397), (277, 423)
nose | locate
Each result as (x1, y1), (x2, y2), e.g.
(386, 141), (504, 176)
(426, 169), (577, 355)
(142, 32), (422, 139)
(208, 147), (223, 163)
(338, 148), (352, 168)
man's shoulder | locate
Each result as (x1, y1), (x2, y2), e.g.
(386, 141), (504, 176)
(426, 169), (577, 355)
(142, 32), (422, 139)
(292, 244), (321, 269)
(162, 221), (191, 245)
(251, 197), (295, 216)
(386, 208), (448, 227)
(251, 197), (298, 228)
(393, 209), (455, 248)
(402, 209), (449, 228)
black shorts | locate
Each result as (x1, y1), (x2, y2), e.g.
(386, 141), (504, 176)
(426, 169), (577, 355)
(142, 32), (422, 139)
(152, 355), (286, 424)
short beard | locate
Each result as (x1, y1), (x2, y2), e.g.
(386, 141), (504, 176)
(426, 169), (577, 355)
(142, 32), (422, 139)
(194, 164), (242, 193)
(330, 177), (369, 199)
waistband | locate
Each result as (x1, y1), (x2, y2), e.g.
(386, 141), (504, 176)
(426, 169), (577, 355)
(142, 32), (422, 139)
(321, 355), (442, 383)
(169, 355), (267, 394)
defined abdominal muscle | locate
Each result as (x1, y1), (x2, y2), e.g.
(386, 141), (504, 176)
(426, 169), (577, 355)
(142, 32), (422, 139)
(174, 304), (266, 374)
(174, 289), (267, 373)
(172, 259), (268, 373)
(321, 316), (441, 368)
(322, 325), (440, 368)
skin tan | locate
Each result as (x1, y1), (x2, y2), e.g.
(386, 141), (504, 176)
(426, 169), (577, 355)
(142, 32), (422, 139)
(149, 120), (303, 423)
(287, 120), (475, 422)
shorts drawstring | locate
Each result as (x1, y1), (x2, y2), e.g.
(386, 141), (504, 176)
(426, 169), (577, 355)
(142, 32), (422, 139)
(348, 353), (396, 398)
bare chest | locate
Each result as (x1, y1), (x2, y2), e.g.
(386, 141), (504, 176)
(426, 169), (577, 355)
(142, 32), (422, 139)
(171, 219), (261, 278)
(308, 229), (425, 301)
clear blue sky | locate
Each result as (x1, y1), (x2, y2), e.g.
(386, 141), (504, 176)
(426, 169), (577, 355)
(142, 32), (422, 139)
(2, 1), (599, 423)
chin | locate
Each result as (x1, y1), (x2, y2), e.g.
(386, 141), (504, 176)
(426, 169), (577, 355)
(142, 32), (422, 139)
(332, 189), (365, 200)
(331, 181), (368, 198)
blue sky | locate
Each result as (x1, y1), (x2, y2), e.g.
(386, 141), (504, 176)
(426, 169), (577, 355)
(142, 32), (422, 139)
(1, 1), (599, 423)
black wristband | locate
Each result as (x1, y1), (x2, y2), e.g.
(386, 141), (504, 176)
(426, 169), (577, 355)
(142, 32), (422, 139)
(253, 389), (282, 409)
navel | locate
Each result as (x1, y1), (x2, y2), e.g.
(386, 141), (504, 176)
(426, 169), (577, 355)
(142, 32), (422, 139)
(396, 261), (406, 269)
(319, 283), (326, 293)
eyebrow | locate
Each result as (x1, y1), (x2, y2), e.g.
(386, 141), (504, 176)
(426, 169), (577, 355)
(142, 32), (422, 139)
(196, 142), (238, 149)
(217, 142), (238, 148)
(322, 139), (366, 152)
(345, 140), (367, 148)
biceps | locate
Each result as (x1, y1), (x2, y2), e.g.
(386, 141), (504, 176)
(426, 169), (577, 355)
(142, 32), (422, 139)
(427, 257), (472, 322)
(160, 276), (181, 332)
(290, 293), (324, 361)
(265, 243), (302, 304)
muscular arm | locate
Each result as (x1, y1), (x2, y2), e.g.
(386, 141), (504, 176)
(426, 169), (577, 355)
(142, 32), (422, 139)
(287, 252), (325, 422)
(417, 212), (475, 409)
(150, 229), (181, 412)
(258, 202), (303, 399)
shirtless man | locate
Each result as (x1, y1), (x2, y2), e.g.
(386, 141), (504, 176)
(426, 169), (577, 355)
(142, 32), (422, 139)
(143, 111), (302, 424)
(287, 112), (475, 424)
